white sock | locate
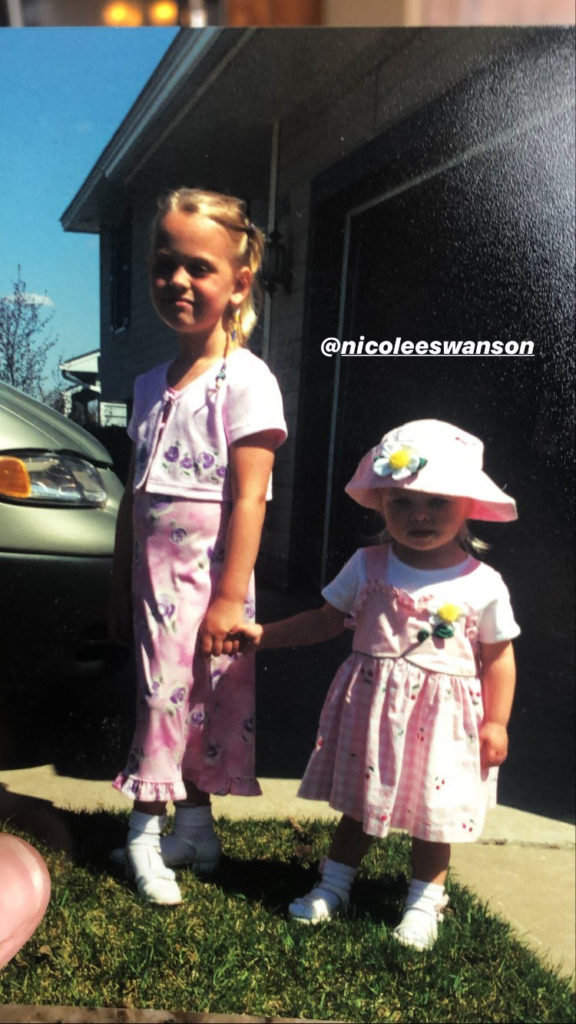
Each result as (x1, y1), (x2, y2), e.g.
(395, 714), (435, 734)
(127, 810), (166, 845)
(126, 811), (182, 904)
(173, 803), (216, 838)
(161, 803), (221, 870)
(319, 857), (357, 903)
(290, 858), (357, 922)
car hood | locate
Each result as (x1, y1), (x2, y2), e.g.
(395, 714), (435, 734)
(0, 383), (113, 465)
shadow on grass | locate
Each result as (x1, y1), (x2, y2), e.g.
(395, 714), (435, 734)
(0, 788), (409, 932)
(209, 852), (407, 928)
(0, 789), (128, 865)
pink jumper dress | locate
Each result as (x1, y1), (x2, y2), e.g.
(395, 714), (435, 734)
(298, 546), (498, 842)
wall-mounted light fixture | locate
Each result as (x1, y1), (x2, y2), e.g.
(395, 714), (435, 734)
(102, 1), (197, 26)
(262, 227), (292, 295)
(8, 0), (215, 27)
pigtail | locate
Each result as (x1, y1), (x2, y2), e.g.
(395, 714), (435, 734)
(458, 525), (491, 556)
(232, 219), (265, 343)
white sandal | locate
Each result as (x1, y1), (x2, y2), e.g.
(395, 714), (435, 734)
(393, 891), (449, 950)
(289, 886), (348, 925)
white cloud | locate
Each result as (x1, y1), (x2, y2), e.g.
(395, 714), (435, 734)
(2, 292), (54, 307)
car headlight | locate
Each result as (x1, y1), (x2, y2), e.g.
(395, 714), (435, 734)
(0, 453), (108, 507)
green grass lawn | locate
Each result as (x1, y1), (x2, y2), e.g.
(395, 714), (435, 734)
(0, 815), (573, 1023)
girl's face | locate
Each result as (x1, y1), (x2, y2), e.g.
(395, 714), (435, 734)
(150, 210), (251, 343)
(379, 489), (470, 567)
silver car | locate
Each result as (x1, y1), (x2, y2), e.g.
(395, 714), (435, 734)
(0, 381), (124, 678)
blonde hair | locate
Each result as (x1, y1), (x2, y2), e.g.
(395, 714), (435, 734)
(153, 187), (265, 343)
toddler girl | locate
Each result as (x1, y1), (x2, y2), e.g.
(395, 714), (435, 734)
(239, 419), (518, 949)
(109, 188), (286, 904)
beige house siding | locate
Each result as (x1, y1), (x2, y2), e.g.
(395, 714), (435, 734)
(75, 26), (566, 587)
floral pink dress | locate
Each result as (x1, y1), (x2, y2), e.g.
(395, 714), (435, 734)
(298, 546), (506, 843)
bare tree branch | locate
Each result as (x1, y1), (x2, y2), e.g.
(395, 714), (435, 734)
(0, 266), (58, 399)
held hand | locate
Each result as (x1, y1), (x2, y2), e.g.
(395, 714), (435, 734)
(228, 622), (264, 653)
(479, 721), (509, 769)
(199, 597), (246, 657)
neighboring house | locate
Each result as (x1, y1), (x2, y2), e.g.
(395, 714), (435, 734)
(62, 26), (574, 729)
(59, 349), (101, 424)
(60, 349), (127, 426)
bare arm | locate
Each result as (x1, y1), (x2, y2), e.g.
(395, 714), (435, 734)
(479, 640), (516, 768)
(199, 429), (279, 657)
(237, 602), (347, 651)
(108, 448), (135, 645)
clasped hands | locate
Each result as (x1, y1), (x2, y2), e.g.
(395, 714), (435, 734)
(198, 596), (263, 657)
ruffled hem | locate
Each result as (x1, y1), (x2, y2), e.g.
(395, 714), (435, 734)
(112, 770), (262, 803)
(112, 774), (188, 803)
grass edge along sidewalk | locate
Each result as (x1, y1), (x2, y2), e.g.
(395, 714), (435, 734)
(0, 1006), (330, 1023)
(0, 816), (574, 1024)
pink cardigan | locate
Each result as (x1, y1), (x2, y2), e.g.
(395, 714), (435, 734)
(129, 348), (287, 501)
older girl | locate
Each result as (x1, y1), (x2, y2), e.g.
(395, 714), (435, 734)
(110, 189), (286, 904)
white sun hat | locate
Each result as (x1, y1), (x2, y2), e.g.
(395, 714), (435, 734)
(345, 419), (517, 522)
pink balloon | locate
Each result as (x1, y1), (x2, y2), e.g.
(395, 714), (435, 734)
(0, 834), (51, 968)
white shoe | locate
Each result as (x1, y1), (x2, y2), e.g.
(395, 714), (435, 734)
(393, 892), (449, 950)
(160, 831), (222, 873)
(288, 886), (347, 925)
(126, 843), (182, 906)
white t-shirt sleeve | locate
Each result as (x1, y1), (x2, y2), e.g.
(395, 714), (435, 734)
(477, 576), (520, 643)
(321, 549), (367, 614)
(222, 354), (287, 447)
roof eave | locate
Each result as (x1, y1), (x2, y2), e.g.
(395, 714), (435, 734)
(61, 28), (253, 234)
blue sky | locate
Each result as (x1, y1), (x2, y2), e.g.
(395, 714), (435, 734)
(0, 27), (178, 385)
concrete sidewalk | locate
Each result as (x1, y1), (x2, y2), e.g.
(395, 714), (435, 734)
(0, 765), (573, 985)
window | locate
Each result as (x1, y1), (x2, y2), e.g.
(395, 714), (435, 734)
(110, 213), (132, 332)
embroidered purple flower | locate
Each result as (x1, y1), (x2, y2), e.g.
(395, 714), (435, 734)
(170, 686), (186, 706)
(170, 527), (187, 545)
(198, 451), (216, 469)
(243, 715), (255, 735)
(208, 543), (225, 563)
(216, 465), (227, 479)
(164, 444), (180, 463)
(180, 455), (195, 470)
(149, 495), (173, 511)
(190, 709), (205, 726)
(156, 595), (176, 620)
